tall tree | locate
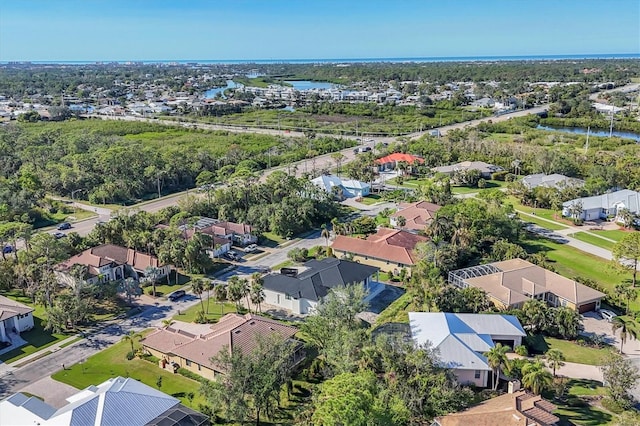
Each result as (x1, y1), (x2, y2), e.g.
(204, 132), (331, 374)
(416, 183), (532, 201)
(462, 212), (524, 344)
(521, 360), (553, 395)
(191, 278), (206, 313)
(612, 233), (640, 287)
(213, 282), (228, 315)
(545, 348), (565, 377)
(484, 343), (510, 391)
(611, 316), (639, 353)
(121, 330), (142, 353)
(600, 351), (640, 409)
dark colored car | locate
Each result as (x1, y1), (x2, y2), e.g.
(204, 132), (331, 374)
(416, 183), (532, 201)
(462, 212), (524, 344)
(2, 245), (14, 254)
(57, 222), (72, 230)
(168, 290), (186, 301)
(224, 251), (238, 261)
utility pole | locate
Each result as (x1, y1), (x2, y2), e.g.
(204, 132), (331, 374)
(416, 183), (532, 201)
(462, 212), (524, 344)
(609, 110), (614, 138)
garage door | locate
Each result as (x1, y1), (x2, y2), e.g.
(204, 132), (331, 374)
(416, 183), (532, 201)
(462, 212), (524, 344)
(579, 302), (597, 313)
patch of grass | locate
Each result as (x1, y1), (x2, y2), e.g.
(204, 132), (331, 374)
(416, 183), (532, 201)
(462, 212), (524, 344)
(522, 215), (568, 230)
(59, 336), (84, 349)
(507, 196), (565, 223)
(593, 229), (635, 242)
(451, 180), (507, 195)
(569, 232), (616, 251)
(358, 194), (382, 205)
(173, 301), (237, 323)
(545, 337), (612, 365)
(554, 405), (614, 425)
(13, 350), (53, 368)
(567, 379), (607, 397)
(261, 231), (287, 247)
(51, 336), (206, 409)
(521, 235), (635, 307)
(272, 260), (294, 271)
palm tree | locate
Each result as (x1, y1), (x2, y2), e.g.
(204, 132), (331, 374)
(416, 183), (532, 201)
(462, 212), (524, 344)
(396, 215), (407, 229)
(615, 283), (637, 314)
(204, 280), (214, 314)
(484, 343), (510, 391)
(545, 348), (565, 377)
(191, 278), (205, 313)
(521, 361), (553, 394)
(611, 316), (639, 353)
(227, 276), (245, 313)
(321, 224), (330, 250)
(213, 282), (228, 315)
(144, 266), (162, 298)
(122, 330), (142, 353)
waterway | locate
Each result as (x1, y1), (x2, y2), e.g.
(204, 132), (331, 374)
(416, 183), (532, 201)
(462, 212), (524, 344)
(536, 125), (640, 142)
(284, 80), (335, 90)
(204, 80), (240, 99)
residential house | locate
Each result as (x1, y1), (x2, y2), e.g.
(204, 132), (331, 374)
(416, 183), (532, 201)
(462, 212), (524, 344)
(432, 388), (559, 426)
(390, 201), (441, 232)
(211, 221), (257, 246)
(0, 376), (209, 426)
(375, 153), (425, 172)
(311, 174), (371, 198)
(261, 257), (379, 315)
(331, 228), (428, 274)
(562, 189), (640, 221)
(449, 258), (605, 313)
(432, 161), (504, 179)
(521, 173), (585, 190)
(141, 313), (302, 380)
(409, 312), (526, 388)
(0, 295), (34, 344)
(55, 244), (170, 286)
(169, 218), (234, 257)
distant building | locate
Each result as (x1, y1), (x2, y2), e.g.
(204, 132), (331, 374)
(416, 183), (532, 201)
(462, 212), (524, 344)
(521, 173), (585, 190)
(562, 189), (640, 221)
(390, 201), (441, 231)
(311, 174), (371, 198)
(331, 228), (428, 274)
(375, 153), (425, 172)
(449, 258), (605, 313)
(432, 161), (503, 179)
(0, 376), (209, 426)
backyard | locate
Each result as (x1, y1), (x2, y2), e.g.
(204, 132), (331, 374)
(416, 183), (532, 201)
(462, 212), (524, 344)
(172, 300), (238, 323)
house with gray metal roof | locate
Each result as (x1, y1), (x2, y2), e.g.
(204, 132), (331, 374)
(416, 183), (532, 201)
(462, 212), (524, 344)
(0, 376), (209, 426)
(562, 189), (640, 221)
(409, 312), (526, 388)
(262, 257), (379, 314)
(521, 173), (585, 190)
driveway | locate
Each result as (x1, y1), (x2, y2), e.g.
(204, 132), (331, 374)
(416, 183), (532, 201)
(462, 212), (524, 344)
(17, 376), (79, 408)
(581, 311), (640, 356)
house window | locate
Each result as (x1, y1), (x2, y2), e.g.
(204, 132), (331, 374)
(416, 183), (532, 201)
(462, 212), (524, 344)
(285, 294), (291, 300)
(186, 360), (191, 366)
(198, 364), (201, 371)
(474, 370), (481, 379)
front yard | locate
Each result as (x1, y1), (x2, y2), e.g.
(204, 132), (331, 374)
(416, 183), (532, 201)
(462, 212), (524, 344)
(173, 300), (238, 323)
(51, 332), (207, 409)
(526, 334), (612, 365)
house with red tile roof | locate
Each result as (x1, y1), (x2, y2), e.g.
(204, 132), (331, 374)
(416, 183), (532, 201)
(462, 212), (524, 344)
(331, 228), (428, 274)
(390, 201), (441, 232)
(140, 313), (303, 380)
(375, 153), (425, 172)
(55, 244), (170, 286)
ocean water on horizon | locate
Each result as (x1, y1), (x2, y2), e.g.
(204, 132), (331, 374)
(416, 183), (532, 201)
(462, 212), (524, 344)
(6, 53), (639, 65)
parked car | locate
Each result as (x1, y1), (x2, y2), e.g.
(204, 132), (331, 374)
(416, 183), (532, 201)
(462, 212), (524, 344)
(598, 309), (617, 322)
(53, 232), (66, 239)
(243, 244), (258, 253)
(168, 290), (186, 301)
(224, 251), (238, 261)
(2, 245), (14, 254)
(57, 222), (72, 230)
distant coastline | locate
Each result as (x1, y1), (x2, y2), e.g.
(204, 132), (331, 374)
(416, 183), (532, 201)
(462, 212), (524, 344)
(2, 53), (639, 65)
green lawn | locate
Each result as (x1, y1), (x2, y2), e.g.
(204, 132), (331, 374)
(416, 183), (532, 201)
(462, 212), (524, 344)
(0, 290), (70, 363)
(522, 215), (568, 231)
(507, 196), (565, 223)
(374, 292), (414, 325)
(592, 229), (635, 242)
(261, 231), (288, 247)
(451, 180), (507, 195)
(522, 235), (635, 308)
(272, 260), (294, 271)
(51, 335), (206, 409)
(545, 337), (612, 365)
(359, 194), (382, 205)
(551, 379), (614, 426)
(173, 301), (238, 323)
(568, 232), (616, 251)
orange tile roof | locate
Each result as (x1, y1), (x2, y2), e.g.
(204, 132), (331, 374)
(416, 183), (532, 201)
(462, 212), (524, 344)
(375, 153), (425, 165)
(331, 228), (427, 265)
(140, 314), (298, 373)
(391, 201), (441, 231)
(56, 244), (164, 276)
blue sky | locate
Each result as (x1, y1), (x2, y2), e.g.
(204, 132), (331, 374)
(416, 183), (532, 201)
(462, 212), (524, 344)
(1, 0), (638, 61)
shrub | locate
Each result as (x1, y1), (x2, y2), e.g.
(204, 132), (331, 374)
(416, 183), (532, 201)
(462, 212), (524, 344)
(505, 173), (517, 182)
(566, 397), (589, 408)
(126, 350), (135, 360)
(601, 397), (626, 414)
(195, 310), (208, 324)
(515, 345), (529, 356)
(477, 178), (487, 189)
(492, 171), (510, 181)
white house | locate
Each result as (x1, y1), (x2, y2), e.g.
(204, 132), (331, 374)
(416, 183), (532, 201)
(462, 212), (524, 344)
(521, 173), (585, 190)
(0, 376), (208, 426)
(311, 174), (371, 198)
(0, 295), (34, 344)
(409, 312), (526, 388)
(262, 258), (379, 315)
(562, 189), (640, 221)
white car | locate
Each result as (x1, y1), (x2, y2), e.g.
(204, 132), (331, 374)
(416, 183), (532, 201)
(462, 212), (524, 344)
(243, 244), (258, 253)
(598, 309), (617, 322)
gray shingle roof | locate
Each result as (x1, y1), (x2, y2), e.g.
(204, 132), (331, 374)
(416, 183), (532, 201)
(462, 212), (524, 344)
(262, 258), (378, 301)
(563, 189), (640, 213)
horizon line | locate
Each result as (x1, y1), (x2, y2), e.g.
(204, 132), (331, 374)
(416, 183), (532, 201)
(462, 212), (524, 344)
(2, 52), (639, 64)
